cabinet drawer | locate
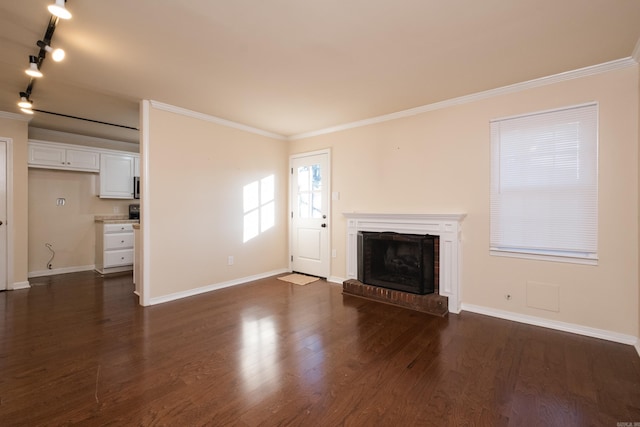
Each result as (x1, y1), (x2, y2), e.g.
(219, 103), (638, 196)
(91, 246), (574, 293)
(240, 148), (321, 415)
(104, 249), (134, 267)
(104, 223), (134, 233)
(104, 233), (134, 250)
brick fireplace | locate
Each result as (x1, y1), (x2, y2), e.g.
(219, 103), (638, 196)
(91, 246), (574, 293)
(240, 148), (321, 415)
(343, 213), (465, 314)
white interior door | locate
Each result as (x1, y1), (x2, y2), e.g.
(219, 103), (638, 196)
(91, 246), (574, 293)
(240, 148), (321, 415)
(0, 140), (7, 291)
(290, 150), (330, 278)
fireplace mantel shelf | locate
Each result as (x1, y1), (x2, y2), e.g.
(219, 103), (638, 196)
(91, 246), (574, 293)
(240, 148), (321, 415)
(343, 212), (466, 314)
(343, 212), (466, 222)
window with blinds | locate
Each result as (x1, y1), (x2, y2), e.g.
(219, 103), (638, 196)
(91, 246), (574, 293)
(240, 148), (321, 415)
(490, 103), (598, 264)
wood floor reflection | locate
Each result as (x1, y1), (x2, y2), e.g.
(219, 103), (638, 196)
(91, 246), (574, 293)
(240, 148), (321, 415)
(1, 271), (639, 426)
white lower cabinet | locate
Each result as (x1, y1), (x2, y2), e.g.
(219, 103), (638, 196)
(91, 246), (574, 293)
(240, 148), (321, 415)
(95, 222), (135, 274)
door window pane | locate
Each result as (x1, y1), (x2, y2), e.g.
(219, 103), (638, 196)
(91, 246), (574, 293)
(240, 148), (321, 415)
(312, 193), (322, 219)
(311, 164), (322, 190)
(297, 167), (310, 193)
(298, 193), (310, 219)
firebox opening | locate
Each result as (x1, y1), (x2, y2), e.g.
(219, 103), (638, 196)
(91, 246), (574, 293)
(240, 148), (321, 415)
(358, 232), (438, 295)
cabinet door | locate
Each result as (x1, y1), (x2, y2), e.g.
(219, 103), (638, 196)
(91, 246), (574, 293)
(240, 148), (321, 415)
(28, 143), (66, 168)
(66, 149), (100, 172)
(134, 155), (140, 177)
(99, 154), (135, 199)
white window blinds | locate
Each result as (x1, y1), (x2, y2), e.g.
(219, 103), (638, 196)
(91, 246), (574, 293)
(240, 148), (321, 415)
(490, 103), (598, 263)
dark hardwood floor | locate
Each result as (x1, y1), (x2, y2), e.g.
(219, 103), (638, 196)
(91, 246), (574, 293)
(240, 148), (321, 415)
(1, 272), (639, 426)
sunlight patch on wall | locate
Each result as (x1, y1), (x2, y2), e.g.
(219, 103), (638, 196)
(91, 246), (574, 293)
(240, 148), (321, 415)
(243, 175), (275, 243)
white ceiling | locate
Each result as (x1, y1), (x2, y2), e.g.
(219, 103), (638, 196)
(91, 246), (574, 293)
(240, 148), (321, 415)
(1, 1), (639, 143)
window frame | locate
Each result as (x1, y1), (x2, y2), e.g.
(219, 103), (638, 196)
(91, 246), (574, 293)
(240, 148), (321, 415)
(489, 102), (599, 265)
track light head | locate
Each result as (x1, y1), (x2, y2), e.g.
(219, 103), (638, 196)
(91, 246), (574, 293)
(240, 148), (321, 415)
(37, 40), (65, 62)
(48, 0), (72, 20)
(18, 92), (33, 109)
(25, 55), (43, 78)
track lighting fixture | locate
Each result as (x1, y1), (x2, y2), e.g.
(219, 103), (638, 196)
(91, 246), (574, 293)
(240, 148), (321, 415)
(17, 93), (32, 109)
(37, 40), (65, 62)
(25, 56), (43, 78)
(48, 0), (72, 20)
(18, 1), (73, 115)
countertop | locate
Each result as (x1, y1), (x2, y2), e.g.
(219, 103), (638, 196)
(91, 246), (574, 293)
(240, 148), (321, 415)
(95, 215), (140, 224)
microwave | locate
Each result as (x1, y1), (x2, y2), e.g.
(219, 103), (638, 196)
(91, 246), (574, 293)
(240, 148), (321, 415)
(133, 176), (140, 199)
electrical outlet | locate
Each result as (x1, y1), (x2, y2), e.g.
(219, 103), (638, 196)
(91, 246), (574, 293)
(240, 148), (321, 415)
(113, 206), (120, 213)
(228, 256), (234, 266)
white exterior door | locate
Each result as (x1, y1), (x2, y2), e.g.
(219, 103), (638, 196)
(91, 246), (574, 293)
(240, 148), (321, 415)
(0, 139), (7, 291)
(290, 150), (330, 278)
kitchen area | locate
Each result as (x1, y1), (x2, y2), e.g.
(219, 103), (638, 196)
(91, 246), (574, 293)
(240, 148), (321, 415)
(27, 131), (141, 296)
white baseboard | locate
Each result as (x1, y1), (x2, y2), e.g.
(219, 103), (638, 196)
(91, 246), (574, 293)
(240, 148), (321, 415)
(461, 303), (637, 346)
(327, 276), (346, 284)
(10, 280), (30, 290)
(28, 265), (95, 278)
(148, 268), (289, 306)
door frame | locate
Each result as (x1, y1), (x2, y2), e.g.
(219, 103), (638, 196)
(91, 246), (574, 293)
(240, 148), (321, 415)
(289, 148), (331, 278)
(0, 138), (14, 291)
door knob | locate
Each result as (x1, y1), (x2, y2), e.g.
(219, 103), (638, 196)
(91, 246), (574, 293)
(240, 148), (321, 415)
(321, 223), (327, 228)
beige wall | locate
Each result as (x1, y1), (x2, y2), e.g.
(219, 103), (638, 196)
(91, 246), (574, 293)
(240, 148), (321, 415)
(291, 65), (639, 337)
(145, 106), (289, 300)
(0, 116), (29, 287)
(29, 128), (139, 153)
(28, 168), (133, 274)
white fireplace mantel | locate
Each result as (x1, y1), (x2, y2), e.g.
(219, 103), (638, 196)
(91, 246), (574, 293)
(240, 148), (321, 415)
(343, 213), (466, 314)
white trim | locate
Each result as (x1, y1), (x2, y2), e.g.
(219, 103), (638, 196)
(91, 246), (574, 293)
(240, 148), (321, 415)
(10, 281), (30, 290)
(489, 101), (598, 123)
(327, 275), (345, 285)
(140, 100), (151, 306)
(148, 269), (289, 306)
(289, 58), (635, 141)
(490, 249), (598, 266)
(461, 303), (637, 346)
(2, 138), (14, 292)
(149, 100), (287, 141)
(28, 264), (95, 278)
(0, 111), (30, 121)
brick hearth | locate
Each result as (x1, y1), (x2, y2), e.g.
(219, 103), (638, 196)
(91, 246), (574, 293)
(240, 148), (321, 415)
(342, 279), (449, 316)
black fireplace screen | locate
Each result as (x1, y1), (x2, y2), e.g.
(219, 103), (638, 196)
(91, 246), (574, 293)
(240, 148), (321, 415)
(358, 232), (437, 295)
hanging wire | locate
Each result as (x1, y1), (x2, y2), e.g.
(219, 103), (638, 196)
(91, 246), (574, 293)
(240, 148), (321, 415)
(45, 243), (55, 269)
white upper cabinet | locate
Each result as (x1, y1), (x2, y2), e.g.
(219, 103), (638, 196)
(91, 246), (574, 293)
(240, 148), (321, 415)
(28, 140), (140, 199)
(99, 153), (135, 199)
(29, 141), (100, 172)
(134, 155), (140, 177)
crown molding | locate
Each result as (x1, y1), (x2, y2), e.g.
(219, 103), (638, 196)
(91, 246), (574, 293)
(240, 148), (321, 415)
(149, 100), (287, 141)
(0, 111), (31, 122)
(289, 57), (637, 141)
